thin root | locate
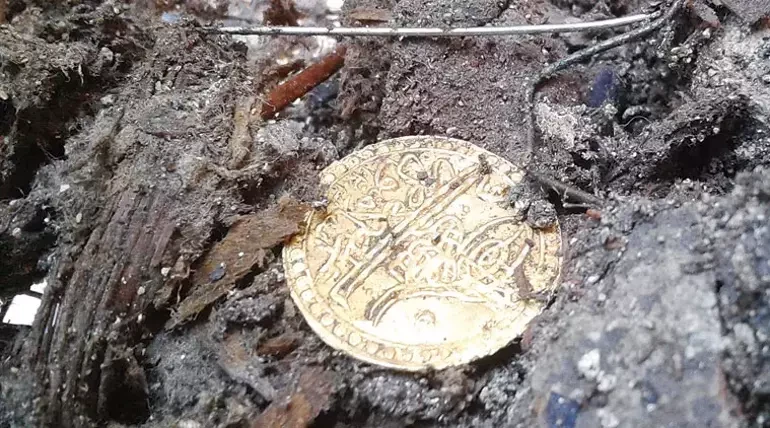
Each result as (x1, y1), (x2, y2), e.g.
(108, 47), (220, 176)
(525, 168), (604, 207)
(522, 0), (686, 205)
(525, 0), (685, 159)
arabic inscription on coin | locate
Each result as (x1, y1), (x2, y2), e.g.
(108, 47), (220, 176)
(283, 136), (562, 370)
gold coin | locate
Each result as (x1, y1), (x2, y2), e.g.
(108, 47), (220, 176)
(283, 136), (562, 370)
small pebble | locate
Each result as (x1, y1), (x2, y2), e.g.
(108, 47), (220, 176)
(597, 374), (617, 392)
(597, 409), (620, 428)
(210, 263), (226, 282)
(161, 12), (182, 24)
(639, 380), (660, 406)
(545, 392), (579, 428)
(577, 349), (601, 380)
(100, 94), (115, 106)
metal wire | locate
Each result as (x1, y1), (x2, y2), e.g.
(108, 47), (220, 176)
(206, 13), (655, 37)
(521, 0), (687, 204)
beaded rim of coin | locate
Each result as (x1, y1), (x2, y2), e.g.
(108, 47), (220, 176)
(283, 136), (563, 370)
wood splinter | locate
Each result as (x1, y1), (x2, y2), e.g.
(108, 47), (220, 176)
(260, 45), (347, 120)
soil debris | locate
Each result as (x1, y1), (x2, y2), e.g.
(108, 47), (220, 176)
(250, 367), (337, 428)
(721, 0), (770, 24)
(0, 199), (55, 296)
(691, 1), (721, 27)
(97, 347), (150, 424)
(264, 0), (302, 26)
(347, 7), (392, 23)
(219, 330), (278, 402)
(256, 333), (301, 358)
(708, 167), (770, 426)
(229, 96), (258, 170)
(168, 198), (311, 328)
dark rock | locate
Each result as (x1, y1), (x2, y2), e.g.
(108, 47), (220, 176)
(638, 380), (660, 406)
(209, 263), (226, 282)
(587, 68), (620, 108)
(545, 392), (580, 428)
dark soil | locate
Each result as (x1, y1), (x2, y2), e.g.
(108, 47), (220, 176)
(1, 0), (770, 427)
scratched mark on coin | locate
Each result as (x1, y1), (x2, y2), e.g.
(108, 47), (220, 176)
(283, 136), (562, 370)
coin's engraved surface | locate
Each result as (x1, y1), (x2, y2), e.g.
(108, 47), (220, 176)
(283, 136), (562, 370)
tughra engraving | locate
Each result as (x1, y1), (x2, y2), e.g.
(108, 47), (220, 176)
(283, 136), (562, 370)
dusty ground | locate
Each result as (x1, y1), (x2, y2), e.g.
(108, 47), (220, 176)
(1, 0), (770, 427)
